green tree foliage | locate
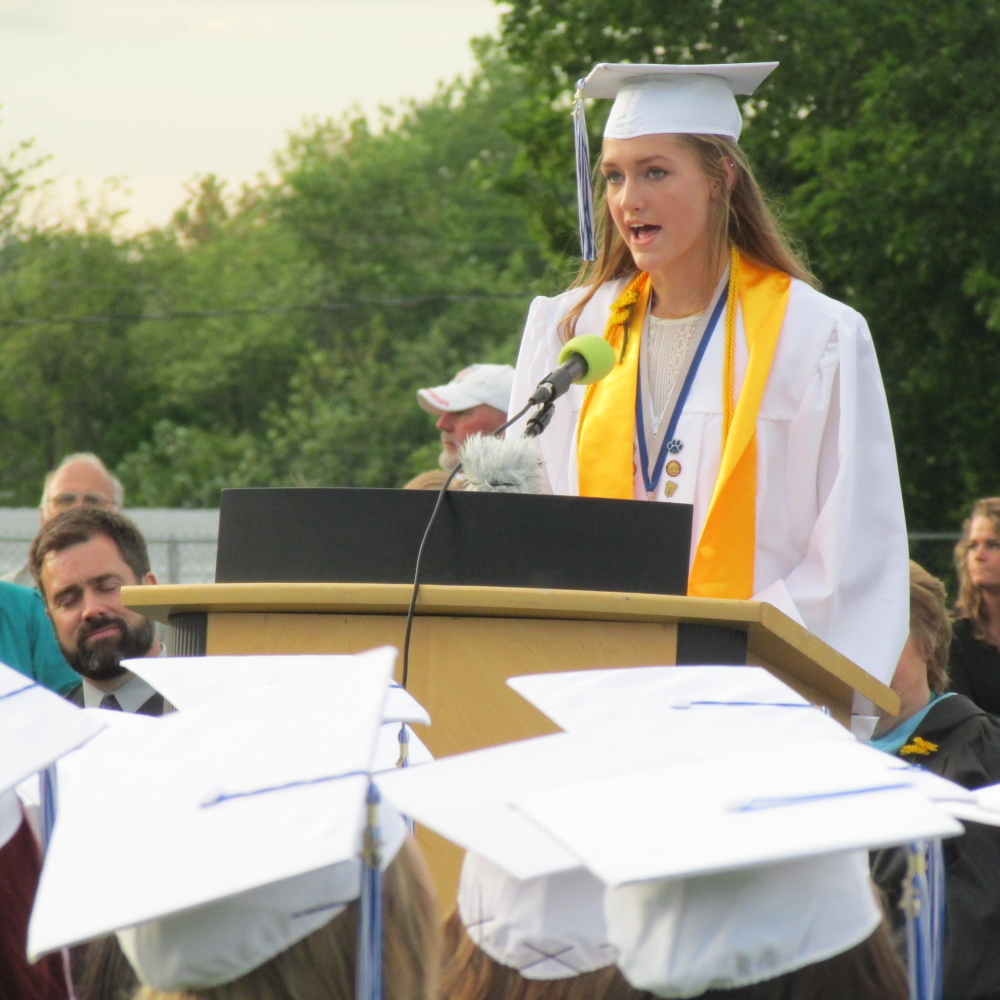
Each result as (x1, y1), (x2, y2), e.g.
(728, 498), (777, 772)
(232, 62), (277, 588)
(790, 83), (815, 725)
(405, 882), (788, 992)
(0, 226), (152, 501)
(0, 54), (552, 506)
(494, 0), (1000, 532)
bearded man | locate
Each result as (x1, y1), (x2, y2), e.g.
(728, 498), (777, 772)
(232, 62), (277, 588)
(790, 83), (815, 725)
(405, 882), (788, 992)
(30, 507), (165, 715)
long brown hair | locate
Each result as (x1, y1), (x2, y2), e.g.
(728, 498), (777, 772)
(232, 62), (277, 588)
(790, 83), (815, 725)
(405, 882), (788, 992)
(908, 560), (952, 695)
(559, 134), (816, 342)
(439, 911), (905, 1000)
(954, 497), (1000, 642)
(438, 911), (651, 1000)
(135, 839), (440, 1000)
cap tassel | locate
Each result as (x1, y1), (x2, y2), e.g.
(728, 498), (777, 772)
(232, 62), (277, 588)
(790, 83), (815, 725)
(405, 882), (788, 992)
(40, 763), (58, 852)
(573, 80), (597, 262)
(357, 783), (384, 1000)
(396, 725), (415, 834)
(395, 724), (410, 769)
(902, 839), (944, 1000)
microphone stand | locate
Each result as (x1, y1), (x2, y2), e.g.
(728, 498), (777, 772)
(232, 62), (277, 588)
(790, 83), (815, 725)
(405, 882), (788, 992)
(523, 400), (555, 439)
(400, 393), (559, 688)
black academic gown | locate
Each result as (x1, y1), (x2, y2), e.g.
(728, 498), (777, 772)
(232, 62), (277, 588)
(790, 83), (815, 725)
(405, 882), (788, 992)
(871, 694), (1000, 1000)
(950, 618), (1000, 716)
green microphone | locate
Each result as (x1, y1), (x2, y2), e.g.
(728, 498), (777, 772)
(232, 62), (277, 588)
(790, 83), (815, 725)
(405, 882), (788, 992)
(527, 334), (616, 406)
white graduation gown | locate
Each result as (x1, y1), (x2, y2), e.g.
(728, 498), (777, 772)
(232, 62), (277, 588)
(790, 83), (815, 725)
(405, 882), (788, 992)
(507, 276), (909, 687)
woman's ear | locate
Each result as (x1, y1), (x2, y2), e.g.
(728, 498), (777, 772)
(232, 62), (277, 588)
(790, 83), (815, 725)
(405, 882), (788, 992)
(721, 157), (737, 193)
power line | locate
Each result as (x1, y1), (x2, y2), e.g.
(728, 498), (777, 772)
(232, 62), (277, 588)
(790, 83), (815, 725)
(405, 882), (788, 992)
(0, 291), (537, 328)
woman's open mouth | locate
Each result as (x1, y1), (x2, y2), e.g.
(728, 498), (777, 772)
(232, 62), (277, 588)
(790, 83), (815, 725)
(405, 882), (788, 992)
(628, 224), (661, 246)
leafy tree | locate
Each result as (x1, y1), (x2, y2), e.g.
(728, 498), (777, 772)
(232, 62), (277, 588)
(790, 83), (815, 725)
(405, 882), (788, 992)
(493, 0), (1000, 533)
(0, 225), (152, 502)
(112, 49), (553, 503)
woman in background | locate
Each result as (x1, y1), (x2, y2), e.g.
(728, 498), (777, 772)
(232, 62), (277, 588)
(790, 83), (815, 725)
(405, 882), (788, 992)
(950, 498), (1000, 714)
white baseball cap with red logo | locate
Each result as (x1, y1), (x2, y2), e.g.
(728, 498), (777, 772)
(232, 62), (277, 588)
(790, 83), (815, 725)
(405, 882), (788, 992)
(417, 363), (515, 415)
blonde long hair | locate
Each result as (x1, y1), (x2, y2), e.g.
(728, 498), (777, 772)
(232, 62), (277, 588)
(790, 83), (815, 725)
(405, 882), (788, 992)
(438, 911), (905, 1000)
(135, 840), (440, 1000)
(954, 497), (1000, 643)
(559, 134), (817, 341)
(437, 912), (650, 1000)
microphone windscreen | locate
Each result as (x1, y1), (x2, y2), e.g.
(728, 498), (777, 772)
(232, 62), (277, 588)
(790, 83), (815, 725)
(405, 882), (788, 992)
(459, 434), (549, 494)
(557, 334), (616, 385)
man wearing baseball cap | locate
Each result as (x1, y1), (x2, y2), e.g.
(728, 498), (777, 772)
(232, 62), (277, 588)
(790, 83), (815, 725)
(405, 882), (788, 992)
(417, 363), (515, 471)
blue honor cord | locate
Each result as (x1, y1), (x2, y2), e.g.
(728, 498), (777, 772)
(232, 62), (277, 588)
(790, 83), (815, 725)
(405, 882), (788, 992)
(636, 282), (730, 496)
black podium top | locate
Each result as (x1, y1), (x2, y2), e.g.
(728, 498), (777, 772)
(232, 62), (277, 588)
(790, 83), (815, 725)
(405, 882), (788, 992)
(216, 488), (693, 596)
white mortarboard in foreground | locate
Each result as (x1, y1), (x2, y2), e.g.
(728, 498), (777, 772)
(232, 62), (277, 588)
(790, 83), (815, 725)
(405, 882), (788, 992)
(606, 850), (882, 997)
(383, 662), (962, 996)
(571, 61), (776, 258)
(508, 666), (852, 743)
(124, 649), (431, 726)
(0, 660), (105, 799)
(377, 727), (706, 881)
(457, 851), (616, 980)
(28, 648), (403, 992)
(125, 649), (434, 769)
(513, 739), (960, 887)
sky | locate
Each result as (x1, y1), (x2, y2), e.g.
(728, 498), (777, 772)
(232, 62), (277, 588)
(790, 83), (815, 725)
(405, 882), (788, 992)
(0, 0), (502, 231)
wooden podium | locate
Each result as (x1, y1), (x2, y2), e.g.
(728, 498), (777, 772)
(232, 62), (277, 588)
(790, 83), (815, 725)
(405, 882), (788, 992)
(122, 580), (899, 910)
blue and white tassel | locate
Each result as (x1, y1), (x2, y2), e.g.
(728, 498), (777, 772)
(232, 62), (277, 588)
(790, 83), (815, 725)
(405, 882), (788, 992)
(903, 839), (945, 1000)
(573, 79), (597, 262)
(396, 724), (414, 834)
(39, 763), (58, 852)
(356, 783), (384, 1000)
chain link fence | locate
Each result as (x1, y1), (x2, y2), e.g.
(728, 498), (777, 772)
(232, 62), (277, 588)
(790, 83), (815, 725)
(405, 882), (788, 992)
(0, 536), (217, 584)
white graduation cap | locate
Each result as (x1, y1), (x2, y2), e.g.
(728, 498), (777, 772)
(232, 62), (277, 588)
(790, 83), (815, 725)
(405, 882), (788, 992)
(456, 851), (617, 981)
(382, 665), (962, 997)
(0, 660), (105, 800)
(508, 666), (853, 743)
(943, 779), (1000, 827)
(28, 648), (405, 993)
(124, 649), (431, 725)
(125, 648), (434, 770)
(605, 849), (884, 997)
(571, 61), (777, 258)
(377, 727), (708, 882)
(512, 738), (961, 887)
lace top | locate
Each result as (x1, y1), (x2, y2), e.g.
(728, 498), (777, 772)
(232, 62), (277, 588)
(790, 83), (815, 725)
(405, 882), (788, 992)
(645, 311), (703, 434)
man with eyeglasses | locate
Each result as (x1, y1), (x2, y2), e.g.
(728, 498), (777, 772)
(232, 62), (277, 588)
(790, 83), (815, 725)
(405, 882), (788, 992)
(3, 453), (123, 588)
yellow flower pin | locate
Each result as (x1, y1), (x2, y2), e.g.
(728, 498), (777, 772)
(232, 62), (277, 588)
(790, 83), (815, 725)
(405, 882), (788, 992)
(900, 737), (938, 757)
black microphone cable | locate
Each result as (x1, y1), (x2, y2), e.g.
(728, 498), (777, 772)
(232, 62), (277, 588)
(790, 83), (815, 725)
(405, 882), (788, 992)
(400, 398), (534, 690)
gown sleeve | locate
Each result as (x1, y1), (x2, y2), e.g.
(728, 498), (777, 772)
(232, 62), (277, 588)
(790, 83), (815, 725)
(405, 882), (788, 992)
(755, 307), (910, 688)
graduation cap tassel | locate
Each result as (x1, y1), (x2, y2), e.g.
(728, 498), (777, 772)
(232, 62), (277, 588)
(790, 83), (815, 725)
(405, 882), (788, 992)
(927, 839), (945, 1000)
(396, 724), (414, 834)
(903, 840), (944, 1000)
(573, 80), (597, 262)
(39, 763), (58, 853)
(356, 783), (384, 1000)
(396, 724), (410, 769)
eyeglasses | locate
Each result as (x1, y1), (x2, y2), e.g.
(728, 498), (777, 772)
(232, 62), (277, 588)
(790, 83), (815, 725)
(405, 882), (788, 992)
(48, 493), (117, 511)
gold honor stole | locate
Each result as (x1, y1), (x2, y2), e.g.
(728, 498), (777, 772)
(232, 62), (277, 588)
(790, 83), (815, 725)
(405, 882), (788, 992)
(576, 252), (791, 599)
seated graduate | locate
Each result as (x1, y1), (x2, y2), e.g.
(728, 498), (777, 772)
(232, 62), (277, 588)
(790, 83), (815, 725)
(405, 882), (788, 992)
(871, 560), (1000, 1000)
(438, 820), (907, 1000)
(506, 60), (908, 686)
(439, 850), (626, 999)
(27, 650), (440, 1000)
(0, 660), (108, 1000)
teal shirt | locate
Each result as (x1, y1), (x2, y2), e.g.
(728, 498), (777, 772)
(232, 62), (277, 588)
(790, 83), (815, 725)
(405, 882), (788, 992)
(0, 581), (81, 695)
